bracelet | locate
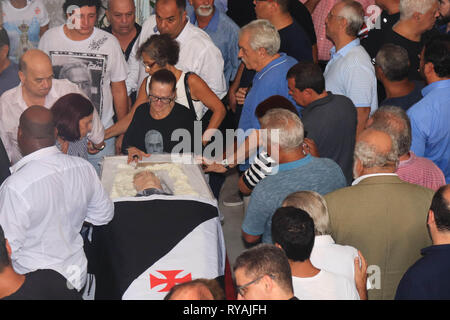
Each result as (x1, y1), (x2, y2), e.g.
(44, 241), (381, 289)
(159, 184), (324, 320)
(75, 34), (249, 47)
(93, 142), (105, 151)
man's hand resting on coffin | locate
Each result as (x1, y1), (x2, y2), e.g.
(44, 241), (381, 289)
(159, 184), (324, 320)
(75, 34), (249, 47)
(133, 171), (162, 192)
(127, 147), (150, 164)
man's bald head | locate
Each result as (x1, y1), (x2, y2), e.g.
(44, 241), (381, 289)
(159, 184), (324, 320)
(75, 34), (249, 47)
(354, 128), (399, 173)
(164, 279), (218, 300)
(18, 106), (56, 156)
(19, 49), (52, 75)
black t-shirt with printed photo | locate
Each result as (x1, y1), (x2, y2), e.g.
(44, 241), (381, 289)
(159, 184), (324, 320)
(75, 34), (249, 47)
(121, 102), (196, 155)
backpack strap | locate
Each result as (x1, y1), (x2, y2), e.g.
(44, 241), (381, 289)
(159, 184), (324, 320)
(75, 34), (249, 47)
(184, 72), (198, 120)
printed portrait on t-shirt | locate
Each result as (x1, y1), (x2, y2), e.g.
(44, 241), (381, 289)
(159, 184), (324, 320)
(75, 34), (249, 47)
(49, 52), (106, 117)
(145, 130), (164, 154)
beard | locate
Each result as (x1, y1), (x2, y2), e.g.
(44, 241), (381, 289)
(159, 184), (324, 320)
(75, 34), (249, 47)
(196, 5), (214, 17)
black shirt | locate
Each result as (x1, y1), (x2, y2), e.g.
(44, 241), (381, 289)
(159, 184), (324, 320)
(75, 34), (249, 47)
(279, 21), (313, 62)
(227, 0), (256, 27)
(2, 269), (82, 300)
(122, 102), (196, 155)
(301, 93), (357, 185)
(361, 11), (400, 57)
(288, 0), (317, 46)
(380, 80), (425, 111)
(103, 23), (142, 61)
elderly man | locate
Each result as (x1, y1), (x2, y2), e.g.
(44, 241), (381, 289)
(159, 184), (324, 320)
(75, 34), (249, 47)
(436, 0), (450, 34)
(287, 61), (357, 184)
(104, 0), (142, 62)
(375, 44), (425, 111)
(188, 0), (240, 86)
(367, 105), (446, 190)
(234, 243), (297, 300)
(0, 106), (114, 291)
(0, 224), (82, 300)
(38, 0), (129, 169)
(324, 0), (377, 136)
(396, 184), (450, 299)
(236, 19), (298, 172)
(241, 108), (346, 246)
(127, 0), (227, 107)
(0, 49), (104, 165)
(407, 35), (450, 183)
(363, 0), (440, 81)
(0, 28), (20, 96)
(324, 127), (435, 299)
(272, 207), (364, 300)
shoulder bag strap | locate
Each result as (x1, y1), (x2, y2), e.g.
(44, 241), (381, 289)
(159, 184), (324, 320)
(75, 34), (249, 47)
(184, 72), (199, 120)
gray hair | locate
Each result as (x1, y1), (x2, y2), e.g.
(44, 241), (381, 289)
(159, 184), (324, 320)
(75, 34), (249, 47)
(259, 108), (304, 151)
(399, 0), (438, 20)
(375, 44), (410, 81)
(240, 19), (280, 56)
(368, 105), (412, 156)
(354, 130), (400, 169)
(282, 191), (331, 236)
(338, 0), (365, 37)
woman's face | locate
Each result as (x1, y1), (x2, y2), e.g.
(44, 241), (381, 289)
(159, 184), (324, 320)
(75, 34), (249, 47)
(142, 52), (163, 75)
(79, 113), (93, 138)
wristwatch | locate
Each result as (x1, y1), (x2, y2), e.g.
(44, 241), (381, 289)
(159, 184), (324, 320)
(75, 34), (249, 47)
(93, 142), (105, 151)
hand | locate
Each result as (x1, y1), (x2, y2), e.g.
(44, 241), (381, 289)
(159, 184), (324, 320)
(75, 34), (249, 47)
(133, 171), (162, 191)
(354, 250), (368, 300)
(115, 135), (124, 155)
(202, 162), (228, 173)
(235, 87), (249, 105)
(87, 141), (104, 154)
(127, 147), (150, 164)
(302, 138), (320, 157)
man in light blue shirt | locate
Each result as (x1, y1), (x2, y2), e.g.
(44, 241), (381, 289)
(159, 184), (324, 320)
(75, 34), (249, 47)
(188, 0), (240, 86)
(407, 35), (450, 183)
(323, 0), (377, 136)
(237, 20), (298, 171)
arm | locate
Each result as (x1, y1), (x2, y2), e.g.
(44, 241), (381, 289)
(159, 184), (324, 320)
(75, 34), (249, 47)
(356, 107), (371, 137)
(189, 74), (226, 144)
(239, 151), (278, 196)
(312, 44), (319, 64)
(241, 231), (261, 248)
(39, 24), (49, 37)
(105, 78), (148, 140)
(303, 0), (322, 14)
(228, 62), (245, 112)
(84, 166), (114, 226)
(354, 250), (368, 300)
(111, 80), (129, 122)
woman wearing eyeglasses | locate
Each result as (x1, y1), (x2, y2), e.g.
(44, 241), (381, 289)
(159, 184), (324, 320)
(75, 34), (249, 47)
(105, 34), (226, 147)
(121, 69), (195, 163)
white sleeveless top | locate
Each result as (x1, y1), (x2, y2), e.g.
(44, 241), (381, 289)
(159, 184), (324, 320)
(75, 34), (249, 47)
(146, 72), (206, 120)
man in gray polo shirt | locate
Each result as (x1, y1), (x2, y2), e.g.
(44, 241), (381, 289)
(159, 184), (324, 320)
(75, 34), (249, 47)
(287, 61), (357, 184)
(241, 108), (346, 246)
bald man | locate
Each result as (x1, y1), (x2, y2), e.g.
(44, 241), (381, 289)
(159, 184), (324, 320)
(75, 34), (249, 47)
(164, 279), (222, 300)
(324, 128), (435, 300)
(0, 105), (114, 292)
(104, 0), (141, 62)
(0, 49), (104, 165)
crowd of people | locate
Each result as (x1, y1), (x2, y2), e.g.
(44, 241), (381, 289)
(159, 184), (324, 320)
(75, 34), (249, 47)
(0, 0), (449, 300)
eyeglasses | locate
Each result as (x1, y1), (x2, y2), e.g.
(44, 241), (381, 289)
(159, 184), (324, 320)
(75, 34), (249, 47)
(236, 274), (275, 297)
(149, 93), (175, 105)
(144, 61), (157, 70)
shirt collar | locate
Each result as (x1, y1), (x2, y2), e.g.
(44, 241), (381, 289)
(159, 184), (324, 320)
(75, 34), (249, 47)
(279, 154), (312, 172)
(10, 146), (60, 174)
(255, 53), (287, 80)
(330, 38), (360, 60)
(421, 79), (450, 97)
(189, 6), (220, 32)
(352, 173), (398, 186)
(313, 235), (335, 246)
(302, 92), (333, 114)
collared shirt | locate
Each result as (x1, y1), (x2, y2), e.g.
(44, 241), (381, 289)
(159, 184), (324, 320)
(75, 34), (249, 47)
(0, 146), (114, 290)
(397, 151), (446, 191)
(407, 79), (450, 183)
(0, 79), (104, 165)
(127, 15), (227, 102)
(189, 6), (240, 85)
(299, 0), (374, 61)
(352, 173), (398, 186)
(324, 38), (378, 114)
(104, 22), (142, 61)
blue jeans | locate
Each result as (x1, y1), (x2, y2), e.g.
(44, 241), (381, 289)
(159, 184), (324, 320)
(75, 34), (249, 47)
(87, 137), (115, 176)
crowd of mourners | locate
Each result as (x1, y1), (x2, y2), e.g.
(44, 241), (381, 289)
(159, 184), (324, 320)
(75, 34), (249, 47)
(0, 0), (449, 300)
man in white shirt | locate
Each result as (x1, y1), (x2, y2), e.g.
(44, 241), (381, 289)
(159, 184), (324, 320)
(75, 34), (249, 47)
(271, 206), (364, 300)
(38, 0), (129, 170)
(127, 0), (227, 113)
(324, 0), (377, 136)
(0, 106), (114, 291)
(0, 49), (104, 165)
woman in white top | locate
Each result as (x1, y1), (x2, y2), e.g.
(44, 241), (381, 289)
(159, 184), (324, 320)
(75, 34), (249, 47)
(105, 34), (226, 146)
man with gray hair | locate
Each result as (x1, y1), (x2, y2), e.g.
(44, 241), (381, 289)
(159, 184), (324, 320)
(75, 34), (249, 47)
(367, 105), (446, 190)
(363, 0), (440, 81)
(324, 0), (377, 136)
(375, 44), (426, 111)
(236, 19), (298, 173)
(241, 108), (346, 246)
(324, 127), (435, 299)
